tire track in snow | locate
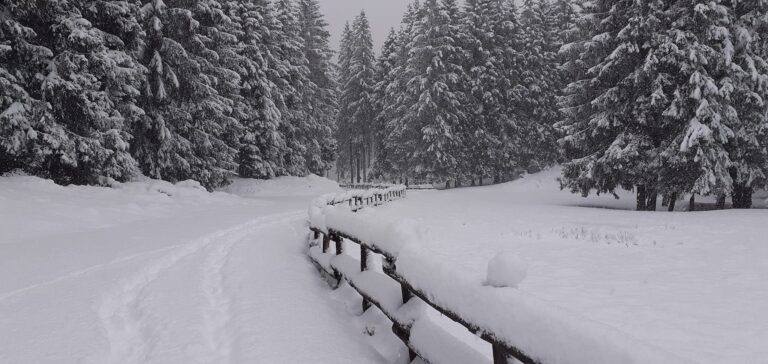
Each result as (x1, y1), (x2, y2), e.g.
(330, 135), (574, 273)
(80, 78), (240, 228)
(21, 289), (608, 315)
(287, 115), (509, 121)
(0, 244), (183, 303)
(97, 211), (304, 364)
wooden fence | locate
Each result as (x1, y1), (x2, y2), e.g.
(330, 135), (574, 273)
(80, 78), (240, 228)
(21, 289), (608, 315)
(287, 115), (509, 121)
(307, 187), (538, 364)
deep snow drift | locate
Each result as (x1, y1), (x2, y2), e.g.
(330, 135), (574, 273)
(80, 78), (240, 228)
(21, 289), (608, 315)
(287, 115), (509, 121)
(367, 168), (768, 363)
(0, 174), (383, 363)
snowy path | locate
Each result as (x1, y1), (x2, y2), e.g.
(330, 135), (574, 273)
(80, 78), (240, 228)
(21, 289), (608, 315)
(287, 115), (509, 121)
(0, 177), (383, 364)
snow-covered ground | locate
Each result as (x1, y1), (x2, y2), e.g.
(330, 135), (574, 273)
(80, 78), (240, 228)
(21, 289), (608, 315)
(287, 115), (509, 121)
(0, 175), (383, 363)
(368, 168), (768, 363)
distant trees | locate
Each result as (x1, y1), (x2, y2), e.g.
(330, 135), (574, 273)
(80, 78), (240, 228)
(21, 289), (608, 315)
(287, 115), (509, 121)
(0, 0), (338, 189)
(338, 0), (560, 186)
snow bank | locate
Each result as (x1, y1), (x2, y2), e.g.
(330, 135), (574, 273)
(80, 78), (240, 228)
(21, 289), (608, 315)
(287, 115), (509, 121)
(395, 243), (690, 364)
(308, 187), (689, 364)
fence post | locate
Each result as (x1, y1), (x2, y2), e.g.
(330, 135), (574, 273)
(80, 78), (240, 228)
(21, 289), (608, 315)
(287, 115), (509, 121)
(333, 233), (343, 283)
(334, 234), (343, 255)
(360, 245), (371, 312)
(492, 345), (511, 364)
(322, 233), (330, 253)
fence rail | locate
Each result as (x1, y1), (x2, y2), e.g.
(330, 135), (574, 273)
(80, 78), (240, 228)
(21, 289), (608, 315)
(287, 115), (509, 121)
(307, 187), (537, 364)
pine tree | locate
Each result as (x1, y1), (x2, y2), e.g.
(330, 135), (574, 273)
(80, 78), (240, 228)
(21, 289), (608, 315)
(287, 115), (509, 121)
(3, 0), (140, 184)
(379, 1), (424, 182)
(0, 3), (64, 176)
(370, 29), (399, 180)
(558, 0), (676, 210)
(225, 0), (285, 179)
(337, 12), (376, 183)
(515, 0), (559, 172)
(392, 0), (467, 181)
(273, 0), (312, 176)
(136, 0), (240, 189)
(725, 0), (768, 208)
(664, 0), (738, 203)
(297, 0), (337, 176)
(461, 0), (520, 184)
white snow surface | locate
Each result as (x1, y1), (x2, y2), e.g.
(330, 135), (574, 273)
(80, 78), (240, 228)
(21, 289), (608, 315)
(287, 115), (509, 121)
(486, 252), (528, 288)
(0, 174), (383, 363)
(364, 167), (768, 363)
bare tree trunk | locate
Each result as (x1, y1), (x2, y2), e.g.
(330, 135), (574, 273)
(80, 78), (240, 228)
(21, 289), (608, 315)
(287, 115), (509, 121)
(356, 155), (361, 184)
(732, 183), (753, 209)
(668, 192), (677, 212)
(363, 144), (368, 182)
(716, 194), (726, 210)
(636, 185), (647, 211)
(689, 194), (696, 212)
(645, 189), (658, 211)
(349, 144), (354, 184)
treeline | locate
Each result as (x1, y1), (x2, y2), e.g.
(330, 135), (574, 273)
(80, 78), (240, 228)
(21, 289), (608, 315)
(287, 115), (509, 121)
(0, 0), (337, 189)
(336, 0), (563, 186)
(337, 0), (768, 210)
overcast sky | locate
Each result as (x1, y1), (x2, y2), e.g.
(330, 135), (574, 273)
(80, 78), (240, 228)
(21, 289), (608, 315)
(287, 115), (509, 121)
(316, 0), (414, 53)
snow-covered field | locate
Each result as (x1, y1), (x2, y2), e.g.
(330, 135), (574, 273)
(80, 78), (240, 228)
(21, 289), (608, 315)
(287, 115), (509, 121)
(3, 168), (767, 364)
(367, 168), (768, 363)
(0, 175), (382, 363)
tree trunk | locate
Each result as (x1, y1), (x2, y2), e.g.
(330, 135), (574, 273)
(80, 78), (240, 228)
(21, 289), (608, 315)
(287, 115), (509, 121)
(645, 189), (658, 211)
(716, 194), (726, 210)
(636, 185), (647, 211)
(732, 183), (753, 209)
(356, 155), (361, 184)
(479, 176), (484, 186)
(349, 144), (354, 184)
(689, 194), (696, 212)
(445, 180), (451, 189)
(668, 193), (677, 212)
(471, 179), (476, 187)
(362, 144), (367, 182)
(661, 194), (670, 207)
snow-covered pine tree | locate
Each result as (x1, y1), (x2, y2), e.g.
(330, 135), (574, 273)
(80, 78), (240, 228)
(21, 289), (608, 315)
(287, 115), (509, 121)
(379, 1), (424, 183)
(6, 0), (141, 184)
(725, 0), (768, 208)
(349, 11), (376, 182)
(136, 0), (240, 189)
(514, 0), (559, 172)
(273, 0), (311, 176)
(337, 12), (376, 183)
(370, 29), (399, 180)
(0, 3), (66, 176)
(393, 0), (467, 181)
(335, 21), (355, 182)
(558, 0), (674, 210)
(297, 0), (337, 176)
(663, 0), (738, 206)
(460, 0), (518, 184)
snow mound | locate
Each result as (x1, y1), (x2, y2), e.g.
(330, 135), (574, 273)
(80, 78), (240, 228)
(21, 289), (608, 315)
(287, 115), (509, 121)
(486, 252), (528, 288)
(222, 174), (341, 198)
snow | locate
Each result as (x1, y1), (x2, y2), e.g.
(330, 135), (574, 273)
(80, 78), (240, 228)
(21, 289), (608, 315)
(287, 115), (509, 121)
(486, 252), (528, 288)
(366, 167), (768, 363)
(0, 174), (382, 363)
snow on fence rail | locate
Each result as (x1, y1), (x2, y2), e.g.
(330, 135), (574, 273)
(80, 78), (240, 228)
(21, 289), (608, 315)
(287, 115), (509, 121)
(339, 182), (436, 190)
(306, 187), (686, 364)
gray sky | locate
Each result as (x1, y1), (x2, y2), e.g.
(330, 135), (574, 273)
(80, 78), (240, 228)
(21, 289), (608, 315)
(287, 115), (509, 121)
(316, 0), (413, 53)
